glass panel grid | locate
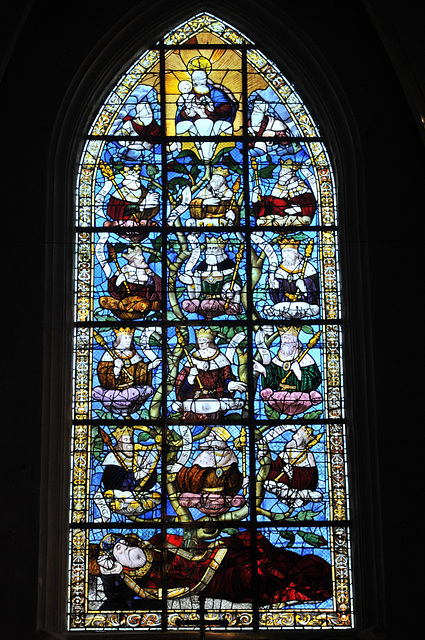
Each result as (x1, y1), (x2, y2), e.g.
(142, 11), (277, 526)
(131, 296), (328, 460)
(69, 11), (352, 632)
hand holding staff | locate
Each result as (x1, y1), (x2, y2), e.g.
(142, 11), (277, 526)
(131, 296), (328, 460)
(300, 238), (314, 280)
(274, 432), (323, 481)
(230, 176), (241, 208)
(94, 330), (133, 380)
(251, 158), (261, 200)
(99, 160), (126, 200)
(224, 242), (244, 309)
(279, 330), (321, 389)
(107, 242), (131, 294)
(175, 327), (204, 391)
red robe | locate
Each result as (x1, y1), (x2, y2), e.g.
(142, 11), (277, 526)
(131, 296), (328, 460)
(253, 193), (316, 222)
(122, 115), (161, 137)
(268, 455), (319, 490)
(100, 532), (332, 606)
(175, 364), (235, 402)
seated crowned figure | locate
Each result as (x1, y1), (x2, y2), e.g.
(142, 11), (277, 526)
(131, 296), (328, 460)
(180, 235), (243, 319)
(252, 159), (316, 227)
(176, 426), (246, 516)
(94, 425), (161, 521)
(254, 325), (322, 417)
(96, 163), (160, 240)
(172, 327), (247, 422)
(92, 327), (160, 418)
(99, 245), (162, 321)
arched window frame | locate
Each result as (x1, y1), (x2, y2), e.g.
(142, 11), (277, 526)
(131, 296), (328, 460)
(39, 2), (384, 636)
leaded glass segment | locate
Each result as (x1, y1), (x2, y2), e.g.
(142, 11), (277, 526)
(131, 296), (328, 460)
(69, 12), (352, 631)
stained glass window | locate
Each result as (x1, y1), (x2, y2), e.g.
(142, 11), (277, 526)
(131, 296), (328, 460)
(70, 12), (352, 632)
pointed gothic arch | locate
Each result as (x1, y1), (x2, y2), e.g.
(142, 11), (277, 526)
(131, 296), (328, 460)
(39, 3), (382, 637)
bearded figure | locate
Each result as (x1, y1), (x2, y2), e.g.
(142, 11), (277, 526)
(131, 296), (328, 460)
(99, 245), (161, 320)
(176, 427), (245, 516)
(180, 236), (243, 319)
(91, 530), (332, 608)
(92, 327), (159, 417)
(264, 236), (319, 319)
(252, 159), (316, 227)
(172, 327), (247, 423)
(255, 326), (322, 417)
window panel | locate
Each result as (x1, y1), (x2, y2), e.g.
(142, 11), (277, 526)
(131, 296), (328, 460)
(69, 11), (352, 632)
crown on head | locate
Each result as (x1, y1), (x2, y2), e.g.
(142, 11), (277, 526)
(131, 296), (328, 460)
(195, 327), (216, 341)
(112, 425), (133, 440)
(113, 327), (135, 336)
(277, 326), (301, 337)
(123, 164), (141, 173)
(277, 236), (301, 250)
(212, 166), (229, 178)
(301, 425), (314, 439)
(280, 158), (302, 171)
(123, 245), (143, 258)
(211, 426), (231, 441)
(206, 235), (227, 248)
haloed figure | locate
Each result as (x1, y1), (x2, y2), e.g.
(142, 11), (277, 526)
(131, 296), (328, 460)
(175, 56), (238, 161)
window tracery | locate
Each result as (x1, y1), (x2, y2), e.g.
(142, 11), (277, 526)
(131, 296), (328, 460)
(69, 12), (352, 631)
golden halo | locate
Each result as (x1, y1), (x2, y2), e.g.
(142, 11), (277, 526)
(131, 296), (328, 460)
(187, 56), (212, 75)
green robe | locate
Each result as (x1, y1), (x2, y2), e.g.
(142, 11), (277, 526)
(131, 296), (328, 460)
(261, 359), (321, 392)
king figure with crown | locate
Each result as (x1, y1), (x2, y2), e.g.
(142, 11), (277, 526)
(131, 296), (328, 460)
(180, 235), (243, 319)
(93, 424), (162, 522)
(254, 325), (322, 417)
(252, 233), (319, 319)
(252, 158), (316, 227)
(92, 327), (161, 418)
(172, 327), (247, 423)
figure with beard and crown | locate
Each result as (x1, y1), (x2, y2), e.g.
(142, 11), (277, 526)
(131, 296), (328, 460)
(254, 326), (322, 417)
(174, 426), (246, 517)
(252, 159), (316, 227)
(98, 244), (162, 321)
(96, 163), (160, 237)
(168, 166), (240, 227)
(92, 327), (160, 417)
(172, 327), (247, 423)
(256, 424), (323, 519)
(180, 235), (243, 319)
(252, 234), (319, 319)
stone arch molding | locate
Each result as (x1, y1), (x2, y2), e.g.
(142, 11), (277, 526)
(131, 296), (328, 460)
(40, 3), (378, 637)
